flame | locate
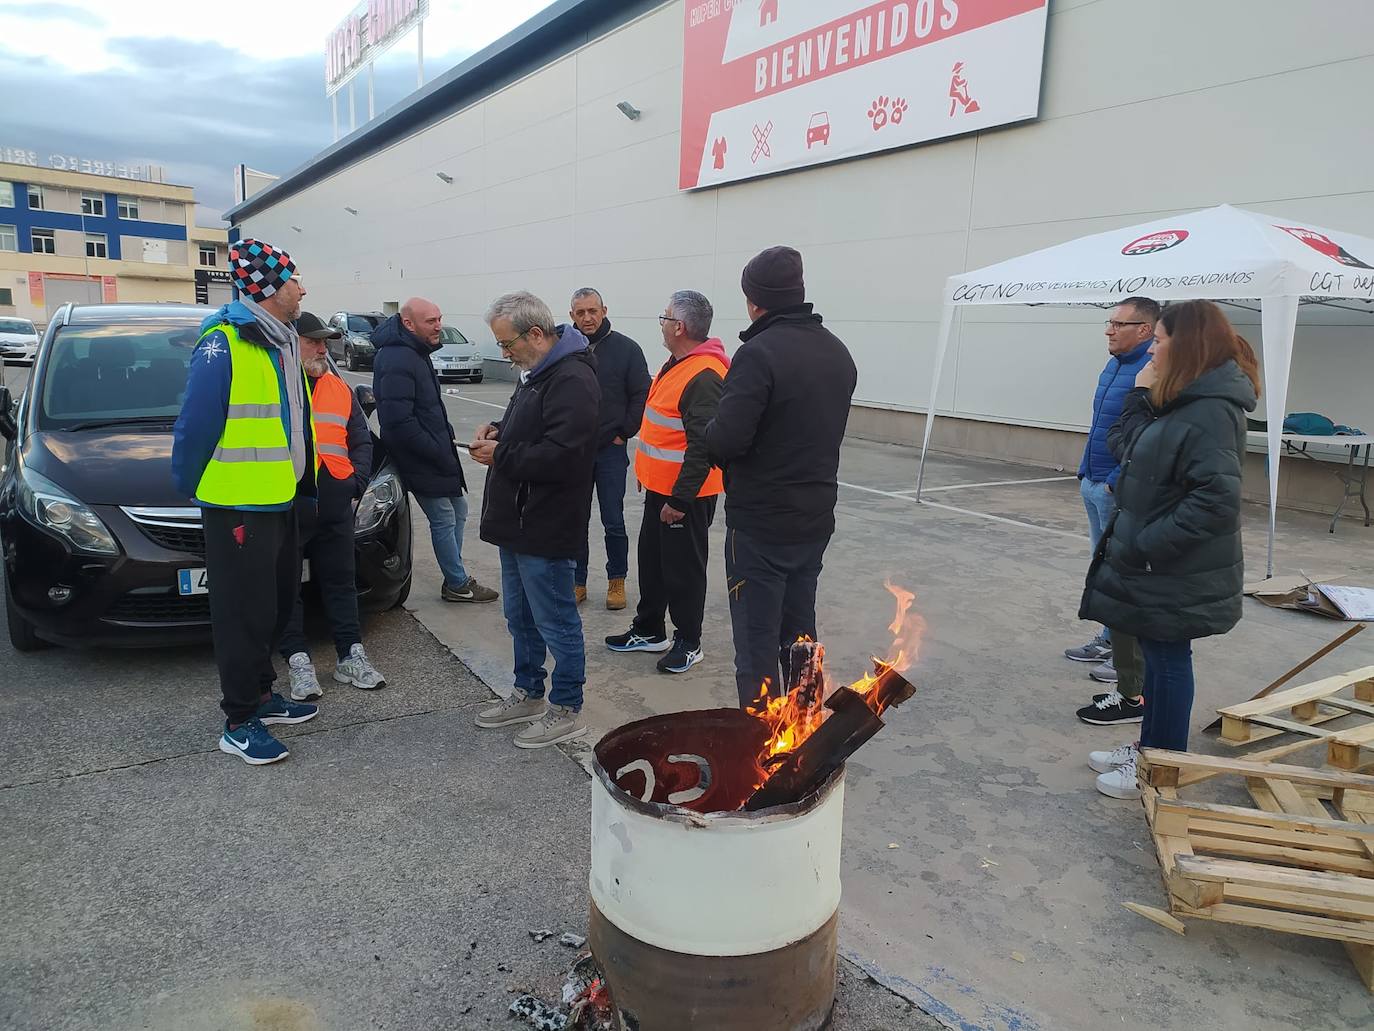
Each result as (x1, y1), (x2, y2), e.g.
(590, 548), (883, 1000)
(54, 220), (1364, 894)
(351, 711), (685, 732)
(747, 581), (924, 783)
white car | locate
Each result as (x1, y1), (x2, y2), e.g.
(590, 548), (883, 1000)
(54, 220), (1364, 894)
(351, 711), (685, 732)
(0, 317), (39, 364)
(430, 326), (484, 383)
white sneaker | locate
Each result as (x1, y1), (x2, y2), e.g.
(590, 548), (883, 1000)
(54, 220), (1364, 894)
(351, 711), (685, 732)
(1095, 754), (1141, 800)
(287, 652), (323, 701)
(1088, 741), (1138, 774)
(335, 643), (387, 690)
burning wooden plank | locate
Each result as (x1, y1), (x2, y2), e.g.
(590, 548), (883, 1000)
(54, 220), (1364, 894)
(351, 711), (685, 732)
(743, 663), (917, 811)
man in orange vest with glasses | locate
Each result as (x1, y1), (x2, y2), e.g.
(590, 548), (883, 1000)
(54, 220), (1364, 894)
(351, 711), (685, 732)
(606, 290), (729, 675)
(277, 312), (387, 699)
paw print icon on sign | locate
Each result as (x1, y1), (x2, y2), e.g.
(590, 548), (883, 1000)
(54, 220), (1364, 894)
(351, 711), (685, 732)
(867, 97), (907, 132)
(867, 96), (890, 131)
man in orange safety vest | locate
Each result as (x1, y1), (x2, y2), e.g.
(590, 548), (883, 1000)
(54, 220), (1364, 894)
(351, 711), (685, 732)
(277, 311), (388, 699)
(605, 290), (729, 675)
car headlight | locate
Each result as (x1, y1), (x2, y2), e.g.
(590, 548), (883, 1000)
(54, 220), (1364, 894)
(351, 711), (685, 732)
(355, 470), (401, 534)
(16, 465), (119, 555)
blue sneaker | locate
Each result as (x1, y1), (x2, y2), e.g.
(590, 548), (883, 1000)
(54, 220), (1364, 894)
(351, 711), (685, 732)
(219, 718), (289, 765)
(256, 691), (319, 726)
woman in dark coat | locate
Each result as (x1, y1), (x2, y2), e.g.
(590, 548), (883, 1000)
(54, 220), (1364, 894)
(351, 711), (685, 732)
(1080, 300), (1260, 799)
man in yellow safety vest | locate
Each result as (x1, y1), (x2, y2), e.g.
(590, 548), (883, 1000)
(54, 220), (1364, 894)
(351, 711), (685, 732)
(605, 290), (729, 675)
(172, 238), (320, 766)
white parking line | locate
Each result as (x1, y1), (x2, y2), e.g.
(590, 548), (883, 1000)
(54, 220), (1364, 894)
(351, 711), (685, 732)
(897, 475), (1078, 494)
(837, 480), (1083, 540)
(442, 390), (506, 410)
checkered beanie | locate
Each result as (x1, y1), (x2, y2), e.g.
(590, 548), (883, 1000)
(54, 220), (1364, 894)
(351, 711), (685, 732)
(229, 238), (296, 300)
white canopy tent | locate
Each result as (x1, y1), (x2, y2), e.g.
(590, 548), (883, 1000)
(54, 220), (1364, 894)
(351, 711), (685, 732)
(916, 204), (1374, 578)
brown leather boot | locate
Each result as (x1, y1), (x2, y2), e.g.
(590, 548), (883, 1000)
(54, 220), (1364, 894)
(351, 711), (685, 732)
(574, 584), (587, 605)
(606, 578), (627, 611)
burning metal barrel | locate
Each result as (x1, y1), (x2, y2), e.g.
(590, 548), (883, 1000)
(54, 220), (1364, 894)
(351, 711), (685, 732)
(590, 708), (844, 1031)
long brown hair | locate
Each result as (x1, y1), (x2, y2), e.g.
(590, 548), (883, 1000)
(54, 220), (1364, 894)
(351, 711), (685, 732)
(1152, 300), (1261, 407)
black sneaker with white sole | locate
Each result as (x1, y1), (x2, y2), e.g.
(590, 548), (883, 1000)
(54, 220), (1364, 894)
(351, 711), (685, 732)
(1076, 690), (1145, 726)
(656, 639), (704, 674)
(605, 628), (672, 653)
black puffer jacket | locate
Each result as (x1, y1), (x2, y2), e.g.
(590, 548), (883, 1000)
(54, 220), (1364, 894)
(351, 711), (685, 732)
(705, 304), (857, 543)
(1079, 360), (1258, 641)
(479, 328), (600, 558)
(371, 315), (466, 497)
(587, 320), (651, 448)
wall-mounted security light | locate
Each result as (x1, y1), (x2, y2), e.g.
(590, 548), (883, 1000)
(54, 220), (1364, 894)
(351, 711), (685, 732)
(344, 206), (358, 215)
(435, 171), (454, 184)
(616, 101), (642, 121)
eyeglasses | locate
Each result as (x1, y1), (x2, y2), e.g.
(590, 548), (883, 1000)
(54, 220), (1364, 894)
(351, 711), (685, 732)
(1105, 320), (1148, 330)
(495, 330), (528, 351)
(658, 315), (681, 324)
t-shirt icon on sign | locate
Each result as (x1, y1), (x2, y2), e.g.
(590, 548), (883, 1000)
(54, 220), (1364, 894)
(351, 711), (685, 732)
(712, 136), (727, 170)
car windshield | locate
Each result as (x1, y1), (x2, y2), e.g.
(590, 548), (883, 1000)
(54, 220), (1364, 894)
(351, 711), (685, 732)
(0, 319), (36, 334)
(346, 315), (381, 334)
(39, 321), (200, 430)
(438, 327), (470, 346)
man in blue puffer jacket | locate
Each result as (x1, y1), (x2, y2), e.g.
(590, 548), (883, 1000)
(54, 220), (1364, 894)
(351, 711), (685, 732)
(1067, 297), (1157, 728)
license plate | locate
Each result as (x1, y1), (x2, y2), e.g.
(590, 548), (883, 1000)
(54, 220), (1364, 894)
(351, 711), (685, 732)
(178, 561), (309, 595)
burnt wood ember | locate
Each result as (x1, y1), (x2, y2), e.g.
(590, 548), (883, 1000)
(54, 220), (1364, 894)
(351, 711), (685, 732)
(744, 664), (917, 811)
(864, 661), (917, 715)
(785, 640), (827, 716)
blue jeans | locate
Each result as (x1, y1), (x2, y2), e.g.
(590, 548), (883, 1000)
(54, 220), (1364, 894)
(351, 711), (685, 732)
(415, 493), (469, 590)
(1081, 477), (1116, 643)
(500, 548), (585, 711)
(576, 443), (630, 584)
(1138, 638), (1195, 751)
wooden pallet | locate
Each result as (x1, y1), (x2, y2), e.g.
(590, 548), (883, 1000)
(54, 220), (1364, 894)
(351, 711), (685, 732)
(1137, 749), (1374, 991)
(1215, 666), (1374, 770)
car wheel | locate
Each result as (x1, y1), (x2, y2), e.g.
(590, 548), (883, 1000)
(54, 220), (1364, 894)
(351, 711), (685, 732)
(390, 574), (412, 610)
(4, 564), (48, 652)
(346, 346), (359, 372)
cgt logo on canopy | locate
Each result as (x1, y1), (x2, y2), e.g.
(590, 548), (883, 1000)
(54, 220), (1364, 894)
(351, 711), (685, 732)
(1276, 226), (1373, 270)
(1122, 230), (1189, 256)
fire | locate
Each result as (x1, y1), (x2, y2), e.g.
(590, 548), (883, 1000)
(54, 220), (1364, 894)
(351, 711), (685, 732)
(747, 581), (924, 781)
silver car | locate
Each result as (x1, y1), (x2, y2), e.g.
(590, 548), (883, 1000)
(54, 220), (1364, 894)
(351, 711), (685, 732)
(430, 326), (484, 383)
(0, 317), (39, 364)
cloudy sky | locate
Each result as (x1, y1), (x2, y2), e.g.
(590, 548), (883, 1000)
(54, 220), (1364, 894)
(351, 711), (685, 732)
(0, 0), (557, 225)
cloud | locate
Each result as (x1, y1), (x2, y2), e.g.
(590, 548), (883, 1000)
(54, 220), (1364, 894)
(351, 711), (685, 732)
(2, 2), (103, 25)
(0, 1), (557, 223)
(0, 39), (471, 224)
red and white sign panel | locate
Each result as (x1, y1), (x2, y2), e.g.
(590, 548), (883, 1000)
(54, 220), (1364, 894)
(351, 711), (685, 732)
(680, 0), (1049, 190)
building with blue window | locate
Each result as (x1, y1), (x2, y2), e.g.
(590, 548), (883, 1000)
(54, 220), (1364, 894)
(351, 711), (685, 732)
(0, 160), (228, 325)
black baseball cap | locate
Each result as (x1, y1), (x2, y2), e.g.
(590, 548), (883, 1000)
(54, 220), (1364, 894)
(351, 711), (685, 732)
(295, 311), (341, 339)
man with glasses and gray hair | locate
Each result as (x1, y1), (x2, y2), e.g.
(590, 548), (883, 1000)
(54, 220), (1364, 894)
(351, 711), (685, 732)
(1069, 296), (1158, 728)
(470, 291), (600, 749)
(606, 290), (729, 675)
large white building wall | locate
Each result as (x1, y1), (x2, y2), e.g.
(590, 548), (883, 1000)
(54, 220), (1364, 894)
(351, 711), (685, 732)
(237, 0), (1374, 446)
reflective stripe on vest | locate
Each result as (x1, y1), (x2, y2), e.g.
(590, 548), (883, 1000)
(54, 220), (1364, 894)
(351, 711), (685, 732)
(310, 370), (356, 481)
(635, 352), (727, 498)
(194, 323), (302, 507)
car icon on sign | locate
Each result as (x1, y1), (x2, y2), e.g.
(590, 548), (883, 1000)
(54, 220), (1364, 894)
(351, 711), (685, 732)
(806, 112), (831, 148)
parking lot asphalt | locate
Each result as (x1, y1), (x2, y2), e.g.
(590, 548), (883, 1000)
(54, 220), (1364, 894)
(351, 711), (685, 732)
(0, 538), (932, 1030)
